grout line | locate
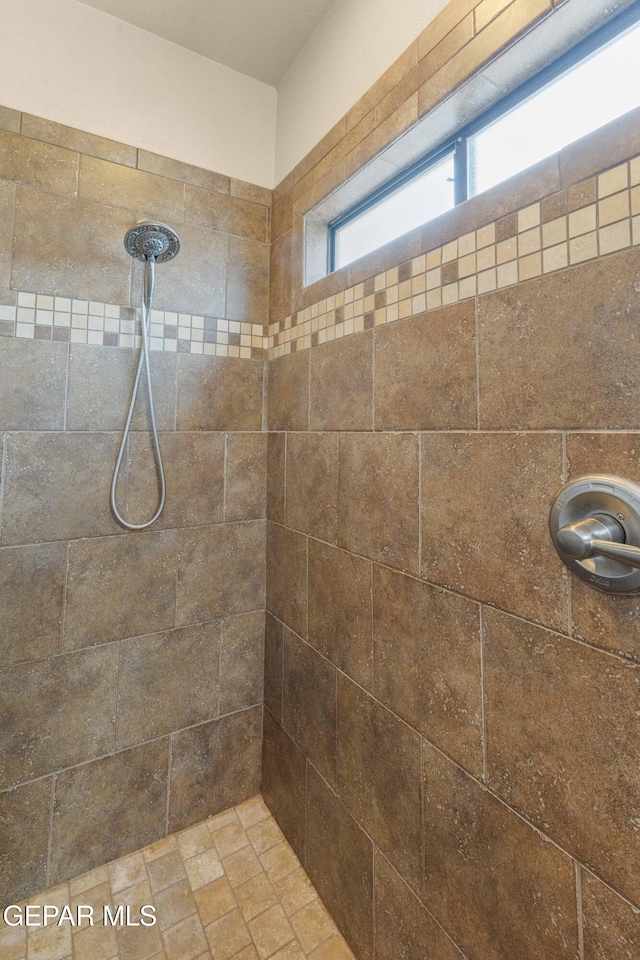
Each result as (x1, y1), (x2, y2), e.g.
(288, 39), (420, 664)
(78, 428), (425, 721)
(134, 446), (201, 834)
(45, 775), (56, 889)
(576, 860), (585, 960)
(165, 735), (173, 836)
(479, 604), (488, 783)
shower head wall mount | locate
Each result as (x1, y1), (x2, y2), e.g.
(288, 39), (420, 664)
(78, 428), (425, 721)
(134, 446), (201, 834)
(124, 221), (180, 263)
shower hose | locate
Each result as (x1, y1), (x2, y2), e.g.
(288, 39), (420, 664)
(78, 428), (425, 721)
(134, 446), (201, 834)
(110, 256), (166, 529)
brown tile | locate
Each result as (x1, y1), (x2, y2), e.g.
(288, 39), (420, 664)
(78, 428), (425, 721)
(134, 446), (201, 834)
(163, 912), (209, 960)
(0, 777), (51, 904)
(286, 433), (339, 542)
(127, 431), (225, 529)
(483, 606), (640, 906)
(479, 251), (640, 429)
(0, 128), (78, 193)
(582, 869), (640, 960)
(0, 337), (67, 430)
(249, 903), (295, 959)
(213, 821), (249, 859)
(148, 222), (227, 317)
(225, 433), (267, 522)
(374, 851), (463, 960)
(109, 852), (147, 893)
(176, 521), (265, 626)
(306, 765), (373, 960)
(418, 0), (550, 119)
(177, 355), (263, 431)
(261, 709), (306, 862)
(0, 542), (65, 663)
(423, 740), (578, 960)
(495, 211), (518, 242)
(565, 432), (640, 660)
(338, 433), (419, 574)
(194, 875), (237, 925)
(272, 867), (316, 918)
(376, 16), (473, 128)
(336, 674), (422, 892)
(267, 352), (309, 431)
(267, 434), (286, 524)
(220, 611), (265, 714)
(21, 114), (136, 165)
(138, 150), (230, 194)
(271, 196), (292, 241)
(184, 849), (224, 890)
(1, 432), (123, 545)
(226, 197), (269, 243)
(308, 540), (372, 690)
(0, 104), (21, 134)
(50, 739), (169, 884)
(266, 523), (307, 638)
(374, 303), (476, 430)
(223, 846), (263, 889)
(421, 432), (567, 630)
(345, 96), (419, 181)
(148, 851), (187, 893)
(226, 238), (269, 325)
(230, 179), (271, 207)
(283, 630), (337, 787)
(0, 644), (117, 788)
(63, 530), (177, 649)
(67, 344), (176, 431)
(567, 177), (596, 212)
(79, 154), (183, 219)
(270, 231), (292, 323)
(259, 841), (300, 885)
(184, 184), (229, 231)
(236, 872), (277, 922)
(264, 613), (284, 721)
(541, 190), (567, 222)
(373, 564), (483, 775)
(13, 187), (131, 302)
(113, 878), (163, 959)
(246, 818), (284, 856)
(204, 907), (252, 959)
(168, 707), (262, 832)
(309, 333), (373, 431)
(117, 622), (221, 749)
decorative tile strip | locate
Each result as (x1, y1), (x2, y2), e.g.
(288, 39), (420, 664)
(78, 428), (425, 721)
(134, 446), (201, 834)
(269, 157), (640, 359)
(1, 293), (268, 360)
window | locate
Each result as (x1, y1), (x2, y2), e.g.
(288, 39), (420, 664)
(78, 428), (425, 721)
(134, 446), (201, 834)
(329, 5), (640, 271)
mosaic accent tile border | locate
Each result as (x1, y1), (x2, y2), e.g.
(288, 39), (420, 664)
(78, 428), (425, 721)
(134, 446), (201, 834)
(269, 157), (640, 359)
(0, 293), (268, 360)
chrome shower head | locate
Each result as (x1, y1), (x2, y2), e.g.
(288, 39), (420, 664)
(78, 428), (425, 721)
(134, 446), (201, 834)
(124, 221), (180, 263)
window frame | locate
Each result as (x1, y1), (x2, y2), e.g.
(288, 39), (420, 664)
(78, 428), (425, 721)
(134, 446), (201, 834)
(328, 0), (640, 274)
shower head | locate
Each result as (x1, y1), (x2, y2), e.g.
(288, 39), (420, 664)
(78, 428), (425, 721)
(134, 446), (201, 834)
(124, 221), (180, 263)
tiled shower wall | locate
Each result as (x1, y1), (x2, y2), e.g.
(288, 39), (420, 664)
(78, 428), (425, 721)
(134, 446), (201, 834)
(262, 1), (640, 959)
(0, 109), (270, 904)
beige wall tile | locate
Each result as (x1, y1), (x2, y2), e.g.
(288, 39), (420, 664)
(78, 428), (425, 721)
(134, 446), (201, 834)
(50, 740), (169, 885)
(21, 114), (136, 166)
(0, 128), (78, 194)
(80, 154), (184, 220)
(484, 606), (640, 905)
(12, 187), (131, 303)
(138, 149), (230, 194)
(423, 740), (578, 960)
(0, 179), (15, 290)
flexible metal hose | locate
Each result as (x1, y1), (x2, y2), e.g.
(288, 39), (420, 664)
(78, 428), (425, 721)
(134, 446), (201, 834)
(110, 257), (166, 529)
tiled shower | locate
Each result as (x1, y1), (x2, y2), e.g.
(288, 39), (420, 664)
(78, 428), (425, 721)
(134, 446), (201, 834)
(2, 0), (640, 958)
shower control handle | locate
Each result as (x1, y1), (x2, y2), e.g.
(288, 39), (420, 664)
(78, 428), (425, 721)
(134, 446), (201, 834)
(556, 515), (640, 568)
(549, 475), (640, 593)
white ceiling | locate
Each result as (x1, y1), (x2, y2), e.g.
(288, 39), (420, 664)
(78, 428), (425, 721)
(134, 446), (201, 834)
(75, 0), (337, 86)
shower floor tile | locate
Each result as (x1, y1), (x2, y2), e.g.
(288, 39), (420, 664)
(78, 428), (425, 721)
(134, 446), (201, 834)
(1, 795), (355, 960)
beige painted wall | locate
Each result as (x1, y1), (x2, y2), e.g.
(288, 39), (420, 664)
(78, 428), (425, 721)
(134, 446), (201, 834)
(274, 0), (449, 182)
(0, 0), (277, 186)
